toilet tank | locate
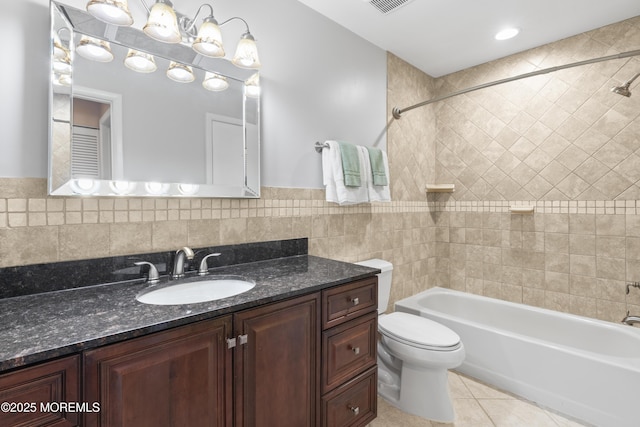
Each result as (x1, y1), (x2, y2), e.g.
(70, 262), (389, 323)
(355, 259), (393, 314)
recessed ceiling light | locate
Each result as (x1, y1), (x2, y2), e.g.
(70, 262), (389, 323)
(495, 28), (520, 41)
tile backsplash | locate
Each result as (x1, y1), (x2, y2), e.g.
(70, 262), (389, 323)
(0, 179), (432, 312)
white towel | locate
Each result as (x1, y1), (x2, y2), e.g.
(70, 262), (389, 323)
(322, 141), (369, 205)
(359, 145), (391, 203)
(322, 141), (338, 203)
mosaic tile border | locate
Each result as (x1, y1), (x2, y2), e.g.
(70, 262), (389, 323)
(430, 200), (640, 215)
(0, 197), (435, 228)
(3, 197), (640, 228)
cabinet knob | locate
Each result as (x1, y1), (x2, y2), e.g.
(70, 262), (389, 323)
(350, 297), (359, 306)
(348, 405), (360, 416)
(349, 345), (360, 355)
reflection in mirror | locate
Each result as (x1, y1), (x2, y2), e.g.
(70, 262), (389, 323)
(49, 2), (260, 198)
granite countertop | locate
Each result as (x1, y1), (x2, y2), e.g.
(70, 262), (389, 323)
(0, 255), (378, 373)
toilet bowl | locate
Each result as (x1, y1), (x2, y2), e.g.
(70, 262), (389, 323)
(355, 259), (465, 423)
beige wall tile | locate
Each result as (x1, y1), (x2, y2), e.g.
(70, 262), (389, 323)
(59, 224), (110, 261)
(152, 221), (189, 251)
(110, 223), (153, 255)
(0, 227), (58, 267)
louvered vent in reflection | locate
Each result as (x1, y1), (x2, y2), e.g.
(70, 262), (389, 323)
(367, 0), (415, 14)
(71, 126), (100, 178)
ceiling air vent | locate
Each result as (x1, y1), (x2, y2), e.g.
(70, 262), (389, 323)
(367, 0), (415, 14)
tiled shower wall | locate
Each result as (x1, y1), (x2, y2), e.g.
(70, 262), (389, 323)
(429, 16), (640, 321)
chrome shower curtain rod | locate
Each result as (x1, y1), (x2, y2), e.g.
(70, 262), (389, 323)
(392, 48), (640, 119)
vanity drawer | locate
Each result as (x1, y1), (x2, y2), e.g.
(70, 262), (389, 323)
(322, 311), (377, 393)
(322, 367), (377, 427)
(323, 277), (377, 329)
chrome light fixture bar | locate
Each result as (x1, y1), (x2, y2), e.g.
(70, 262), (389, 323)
(85, 0), (261, 69)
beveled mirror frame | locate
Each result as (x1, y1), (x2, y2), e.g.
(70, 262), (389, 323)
(49, 1), (260, 198)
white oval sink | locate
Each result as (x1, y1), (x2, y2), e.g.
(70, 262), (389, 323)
(136, 275), (255, 305)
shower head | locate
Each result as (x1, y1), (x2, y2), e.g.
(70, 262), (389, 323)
(611, 84), (632, 97)
(611, 72), (640, 97)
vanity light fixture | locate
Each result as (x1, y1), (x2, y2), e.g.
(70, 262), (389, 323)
(192, 12), (224, 57)
(495, 27), (520, 41)
(202, 72), (228, 91)
(76, 36), (114, 62)
(166, 61), (195, 82)
(124, 49), (158, 73)
(86, 0), (261, 69)
(143, 0), (182, 43)
(86, 0), (133, 26)
(231, 29), (261, 69)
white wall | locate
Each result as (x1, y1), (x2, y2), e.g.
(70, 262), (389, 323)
(0, 0), (387, 189)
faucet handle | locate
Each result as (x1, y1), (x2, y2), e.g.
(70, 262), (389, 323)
(198, 253), (222, 276)
(135, 261), (160, 284)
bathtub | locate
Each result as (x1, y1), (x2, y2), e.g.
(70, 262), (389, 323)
(395, 287), (640, 427)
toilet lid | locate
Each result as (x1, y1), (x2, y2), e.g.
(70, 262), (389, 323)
(379, 312), (461, 350)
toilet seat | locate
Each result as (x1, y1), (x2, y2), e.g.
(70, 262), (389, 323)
(379, 312), (461, 351)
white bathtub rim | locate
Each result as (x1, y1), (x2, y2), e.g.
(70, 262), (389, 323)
(395, 287), (640, 371)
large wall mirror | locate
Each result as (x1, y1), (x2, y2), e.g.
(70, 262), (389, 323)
(49, 1), (260, 197)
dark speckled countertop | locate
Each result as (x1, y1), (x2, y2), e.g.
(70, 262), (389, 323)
(0, 255), (378, 373)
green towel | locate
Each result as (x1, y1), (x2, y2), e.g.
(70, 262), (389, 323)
(338, 142), (361, 187)
(366, 147), (388, 186)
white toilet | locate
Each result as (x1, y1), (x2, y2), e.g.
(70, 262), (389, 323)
(356, 259), (465, 423)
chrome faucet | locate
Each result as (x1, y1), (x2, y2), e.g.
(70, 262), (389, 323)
(622, 311), (640, 326)
(172, 247), (194, 279)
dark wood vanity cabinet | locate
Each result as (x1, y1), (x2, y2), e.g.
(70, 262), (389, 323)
(1, 276), (377, 427)
(83, 316), (233, 427)
(234, 293), (320, 427)
(83, 293), (320, 427)
(0, 355), (81, 427)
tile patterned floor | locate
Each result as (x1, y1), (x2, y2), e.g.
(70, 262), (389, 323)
(368, 372), (590, 427)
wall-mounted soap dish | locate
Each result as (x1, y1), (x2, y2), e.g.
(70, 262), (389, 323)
(425, 184), (455, 193)
(510, 205), (535, 214)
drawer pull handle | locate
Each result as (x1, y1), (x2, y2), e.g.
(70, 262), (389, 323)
(348, 405), (360, 416)
(349, 345), (360, 355)
(350, 297), (359, 306)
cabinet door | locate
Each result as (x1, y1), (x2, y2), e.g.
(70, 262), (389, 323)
(234, 293), (320, 427)
(0, 355), (80, 427)
(84, 316), (232, 427)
